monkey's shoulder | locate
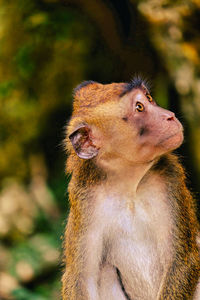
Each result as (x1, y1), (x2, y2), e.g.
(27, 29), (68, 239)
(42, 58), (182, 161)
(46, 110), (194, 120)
(153, 153), (186, 180)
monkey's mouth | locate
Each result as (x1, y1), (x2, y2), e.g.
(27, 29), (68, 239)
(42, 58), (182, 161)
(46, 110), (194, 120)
(158, 128), (184, 148)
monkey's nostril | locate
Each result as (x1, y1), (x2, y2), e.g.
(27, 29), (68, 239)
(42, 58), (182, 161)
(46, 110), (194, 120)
(165, 112), (175, 121)
(167, 116), (174, 121)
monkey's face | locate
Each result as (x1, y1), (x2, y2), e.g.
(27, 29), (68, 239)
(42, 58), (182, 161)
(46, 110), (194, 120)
(86, 89), (184, 169)
(113, 88), (184, 163)
(68, 81), (183, 170)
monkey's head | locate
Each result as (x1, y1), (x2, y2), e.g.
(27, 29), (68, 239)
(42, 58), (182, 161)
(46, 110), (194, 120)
(66, 78), (183, 173)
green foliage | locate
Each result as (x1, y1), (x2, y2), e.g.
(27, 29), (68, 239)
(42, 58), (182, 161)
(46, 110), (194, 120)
(12, 288), (46, 300)
(0, 1), (93, 298)
(0, 81), (15, 98)
(15, 45), (35, 79)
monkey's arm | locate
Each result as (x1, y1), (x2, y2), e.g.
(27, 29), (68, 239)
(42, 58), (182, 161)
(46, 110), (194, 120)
(157, 248), (200, 300)
(62, 211), (103, 300)
(155, 156), (200, 299)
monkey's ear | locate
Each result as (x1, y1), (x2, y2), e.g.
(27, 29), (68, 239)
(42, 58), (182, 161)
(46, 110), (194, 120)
(69, 126), (99, 159)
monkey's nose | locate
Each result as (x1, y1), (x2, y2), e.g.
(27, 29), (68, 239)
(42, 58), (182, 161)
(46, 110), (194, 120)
(163, 111), (175, 121)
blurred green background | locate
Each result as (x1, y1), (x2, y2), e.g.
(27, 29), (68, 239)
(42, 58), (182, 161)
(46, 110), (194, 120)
(0, 0), (200, 299)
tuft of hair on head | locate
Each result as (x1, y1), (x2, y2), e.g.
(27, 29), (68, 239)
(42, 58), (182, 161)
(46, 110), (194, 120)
(73, 80), (97, 96)
(123, 75), (151, 95)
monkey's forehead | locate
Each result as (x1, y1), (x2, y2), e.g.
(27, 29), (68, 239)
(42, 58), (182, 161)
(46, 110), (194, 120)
(72, 77), (150, 113)
(122, 77), (150, 95)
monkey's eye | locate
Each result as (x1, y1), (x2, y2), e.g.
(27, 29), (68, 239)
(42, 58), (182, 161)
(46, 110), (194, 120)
(146, 94), (153, 102)
(136, 102), (144, 112)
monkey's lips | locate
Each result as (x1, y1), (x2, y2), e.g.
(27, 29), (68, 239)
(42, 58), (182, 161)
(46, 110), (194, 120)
(158, 128), (184, 150)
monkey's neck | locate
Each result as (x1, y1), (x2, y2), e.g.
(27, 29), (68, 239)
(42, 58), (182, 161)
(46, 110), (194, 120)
(104, 161), (155, 197)
(71, 155), (155, 199)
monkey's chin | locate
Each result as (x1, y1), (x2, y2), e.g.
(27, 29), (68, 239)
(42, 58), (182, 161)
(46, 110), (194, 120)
(159, 130), (184, 151)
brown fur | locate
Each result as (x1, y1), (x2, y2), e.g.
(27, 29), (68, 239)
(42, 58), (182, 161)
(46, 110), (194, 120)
(62, 79), (200, 300)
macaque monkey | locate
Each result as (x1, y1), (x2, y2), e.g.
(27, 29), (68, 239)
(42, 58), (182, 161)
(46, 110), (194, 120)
(62, 78), (200, 300)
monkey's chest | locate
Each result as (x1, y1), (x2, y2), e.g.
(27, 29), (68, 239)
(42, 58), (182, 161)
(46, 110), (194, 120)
(105, 197), (173, 300)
